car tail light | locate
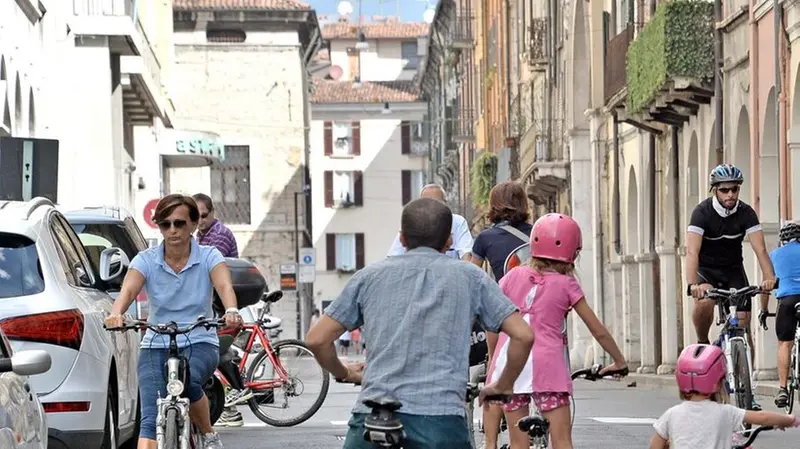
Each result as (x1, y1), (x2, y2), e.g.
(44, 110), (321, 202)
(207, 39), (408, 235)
(0, 309), (84, 350)
(43, 401), (90, 413)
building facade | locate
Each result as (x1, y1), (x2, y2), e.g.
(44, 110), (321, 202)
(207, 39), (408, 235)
(309, 18), (428, 311)
(0, 0), (173, 213)
(164, 0), (321, 339)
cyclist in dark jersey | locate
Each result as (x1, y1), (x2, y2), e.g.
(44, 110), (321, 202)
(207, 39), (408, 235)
(685, 164), (777, 410)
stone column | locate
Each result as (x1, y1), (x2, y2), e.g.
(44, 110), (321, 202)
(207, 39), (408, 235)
(608, 262), (624, 352)
(621, 255), (641, 368)
(568, 128), (594, 367)
(790, 127), (800, 218)
(753, 222), (780, 380)
(635, 253), (657, 373)
(656, 246), (680, 374)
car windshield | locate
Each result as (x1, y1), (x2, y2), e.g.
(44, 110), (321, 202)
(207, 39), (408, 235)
(70, 222), (139, 275)
(0, 233), (45, 299)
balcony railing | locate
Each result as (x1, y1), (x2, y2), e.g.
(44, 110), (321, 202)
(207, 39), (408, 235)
(452, 15), (475, 48)
(509, 87), (534, 139)
(452, 107), (476, 142)
(604, 24), (633, 104)
(528, 18), (548, 69)
(73, 0), (133, 17)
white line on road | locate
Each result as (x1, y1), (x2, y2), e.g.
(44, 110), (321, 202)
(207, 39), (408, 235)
(331, 420), (350, 426)
(590, 417), (657, 425)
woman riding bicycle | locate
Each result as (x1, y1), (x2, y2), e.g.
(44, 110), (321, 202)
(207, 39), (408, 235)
(104, 194), (242, 449)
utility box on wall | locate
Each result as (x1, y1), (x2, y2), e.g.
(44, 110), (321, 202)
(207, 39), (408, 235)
(0, 137), (59, 203)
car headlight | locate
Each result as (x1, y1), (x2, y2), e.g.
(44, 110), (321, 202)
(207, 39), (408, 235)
(166, 380), (184, 396)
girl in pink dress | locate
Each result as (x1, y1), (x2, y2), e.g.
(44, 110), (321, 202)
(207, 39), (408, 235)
(485, 213), (628, 449)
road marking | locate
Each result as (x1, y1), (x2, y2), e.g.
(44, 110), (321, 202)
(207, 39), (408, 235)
(242, 422), (267, 427)
(590, 417), (657, 425)
(331, 420), (350, 426)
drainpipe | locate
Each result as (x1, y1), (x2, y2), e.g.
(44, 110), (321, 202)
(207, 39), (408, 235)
(649, 134), (662, 367)
(782, 15), (792, 217)
(774, 1), (783, 222)
(506, 1), (513, 140)
(714, 0), (724, 165)
(672, 126), (682, 349)
(613, 113), (622, 254)
(749, 0), (760, 213)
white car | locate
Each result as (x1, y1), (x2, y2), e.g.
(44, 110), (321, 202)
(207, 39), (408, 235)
(0, 197), (140, 449)
(0, 326), (52, 449)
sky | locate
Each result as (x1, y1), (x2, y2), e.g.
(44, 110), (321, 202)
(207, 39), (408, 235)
(308, 0), (437, 23)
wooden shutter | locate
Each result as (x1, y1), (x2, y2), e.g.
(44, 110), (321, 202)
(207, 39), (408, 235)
(353, 171), (363, 206)
(352, 121), (361, 155)
(401, 170), (411, 205)
(401, 121), (411, 155)
(324, 171), (334, 207)
(324, 121), (333, 156)
(355, 233), (365, 269)
(326, 233), (336, 270)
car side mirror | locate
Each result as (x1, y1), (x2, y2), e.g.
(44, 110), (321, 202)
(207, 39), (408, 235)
(0, 350), (52, 376)
(100, 247), (130, 281)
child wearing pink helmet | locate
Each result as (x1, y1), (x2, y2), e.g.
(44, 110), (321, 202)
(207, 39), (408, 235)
(484, 213), (628, 449)
(650, 343), (798, 449)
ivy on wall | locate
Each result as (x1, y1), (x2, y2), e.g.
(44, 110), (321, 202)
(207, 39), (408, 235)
(626, 0), (714, 113)
(470, 151), (498, 206)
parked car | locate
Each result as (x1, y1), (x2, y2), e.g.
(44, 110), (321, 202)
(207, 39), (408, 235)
(64, 206), (149, 322)
(0, 326), (52, 449)
(0, 197), (140, 449)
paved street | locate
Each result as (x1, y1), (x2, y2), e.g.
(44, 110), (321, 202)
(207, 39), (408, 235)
(215, 364), (800, 448)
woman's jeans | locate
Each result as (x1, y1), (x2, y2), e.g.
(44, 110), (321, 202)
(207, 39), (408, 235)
(138, 343), (219, 440)
(343, 413), (472, 449)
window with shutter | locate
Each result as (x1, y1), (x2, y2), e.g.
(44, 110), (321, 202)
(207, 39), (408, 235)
(401, 121), (411, 155)
(326, 233), (357, 272)
(324, 171), (334, 207)
(355, 233), (365, 269)
(332, 122), (354, 156)
(325, 233), (336, 270)
(352, 121), (361, 155)
(354, 171), (363, 206)
(324, 121), (333, 156)
(401, 170), (411, 205)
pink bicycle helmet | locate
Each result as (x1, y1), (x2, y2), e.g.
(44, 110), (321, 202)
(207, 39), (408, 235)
(529, 213), (582, 264)
(676, 344), (727, 395)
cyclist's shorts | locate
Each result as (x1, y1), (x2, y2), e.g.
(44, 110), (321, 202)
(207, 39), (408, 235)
(776, 295), (800, 341)
(494, 392), (570, 413)
(697, 265), (751, 312)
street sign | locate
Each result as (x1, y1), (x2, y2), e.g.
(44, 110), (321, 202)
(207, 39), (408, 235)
(280, 263), (297, 291)
(299, 247), (316, 283)
(143, 199), (159, 229)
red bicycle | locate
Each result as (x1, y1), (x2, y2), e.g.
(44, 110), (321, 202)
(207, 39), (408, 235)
(216, 291), (330, 426)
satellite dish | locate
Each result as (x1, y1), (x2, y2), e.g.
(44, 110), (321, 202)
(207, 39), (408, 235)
(337, 1), (354, 16)
(423, 8), (435, 24)
(329, 65), (343, 80)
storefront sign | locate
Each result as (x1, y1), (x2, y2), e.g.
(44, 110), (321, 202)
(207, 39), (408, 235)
(280, 263), (297, 291)
(163, 130), (225, 161)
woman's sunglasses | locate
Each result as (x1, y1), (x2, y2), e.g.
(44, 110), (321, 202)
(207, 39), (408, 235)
(157, 219), (188, 230)
(717, 186), (740, 194)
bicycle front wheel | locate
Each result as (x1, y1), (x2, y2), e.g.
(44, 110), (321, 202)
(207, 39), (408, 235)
(245, 339), (330, 427)
(731, 340), (753, 419)
(787, 344), (798, 414)
(163, 408), (180, 449)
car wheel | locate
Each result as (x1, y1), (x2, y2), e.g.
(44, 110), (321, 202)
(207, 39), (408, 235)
(119, 399), (140, 449)
(100, 390), (118, 449)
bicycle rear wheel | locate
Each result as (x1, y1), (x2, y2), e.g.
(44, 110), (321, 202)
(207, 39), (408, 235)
(731, 340), (753, 425)
(245, 339), (330, 426)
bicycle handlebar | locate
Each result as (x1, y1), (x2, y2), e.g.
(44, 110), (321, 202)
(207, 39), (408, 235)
(104, 316), (226, 335)
(733, 425), (774, 449)
(571, 364), (629, 381)
(705, 285), (772, 300)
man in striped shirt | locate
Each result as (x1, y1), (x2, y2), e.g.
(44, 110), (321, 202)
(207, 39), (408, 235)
(193, 193), (246, 427)
(193, 194), (239, 258)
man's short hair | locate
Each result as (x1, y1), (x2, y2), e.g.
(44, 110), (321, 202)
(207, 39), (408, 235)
(420, 184), (447, 199)
(192, 193), (214, 211)
(401, 197), (453, 250)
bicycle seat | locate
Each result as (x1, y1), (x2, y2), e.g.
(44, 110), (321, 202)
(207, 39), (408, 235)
(262, 317), (282, 329)
(363, 397), (403, 412)
(518, 414), (550, 438)
(262, 290), (283, 303)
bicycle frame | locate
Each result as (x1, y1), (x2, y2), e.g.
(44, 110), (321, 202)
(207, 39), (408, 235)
(216, 321), (290, 391)
(157, 351), (193, 449)
(715, 299), (755, 403)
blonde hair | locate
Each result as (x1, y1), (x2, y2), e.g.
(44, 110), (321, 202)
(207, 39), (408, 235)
(679, 379), (729, 403)
(529, 257), (575, 276)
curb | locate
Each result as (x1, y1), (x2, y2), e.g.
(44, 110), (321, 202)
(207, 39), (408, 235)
(626, 373), (781, 397)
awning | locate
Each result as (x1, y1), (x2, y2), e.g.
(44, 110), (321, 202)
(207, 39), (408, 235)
(160, 129), (225, 168)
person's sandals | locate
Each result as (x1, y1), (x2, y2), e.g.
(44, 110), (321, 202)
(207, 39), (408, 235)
(775, 387), (790, 408)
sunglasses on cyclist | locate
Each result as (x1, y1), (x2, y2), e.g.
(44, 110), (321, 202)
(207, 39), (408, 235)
(157, 219), (188, 230)
(717, 186), (740, 194)
(200, 212), (210, 219)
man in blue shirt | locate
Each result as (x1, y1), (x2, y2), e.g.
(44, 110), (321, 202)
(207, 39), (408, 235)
(763, 221), (800, 408)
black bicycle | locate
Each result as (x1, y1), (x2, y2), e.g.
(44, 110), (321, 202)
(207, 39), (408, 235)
(334, 374), (407, 448)
(733, 425), (773, 449)
(106, 316), (225, 449)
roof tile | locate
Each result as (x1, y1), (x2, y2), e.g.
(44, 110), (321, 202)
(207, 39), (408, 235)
(173, 0), (310, 11)
(322, 22), (429, 40)
(311, 79), (420, 104)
